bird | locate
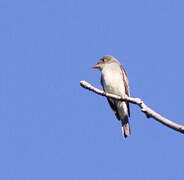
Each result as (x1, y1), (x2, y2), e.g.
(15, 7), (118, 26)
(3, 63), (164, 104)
(92, 55), (131, 138)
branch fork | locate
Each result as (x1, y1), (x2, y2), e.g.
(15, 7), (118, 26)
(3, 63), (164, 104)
(80, 80), (184, 134)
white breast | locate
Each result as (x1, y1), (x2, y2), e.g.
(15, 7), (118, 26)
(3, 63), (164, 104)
(101, 63), (125, 96)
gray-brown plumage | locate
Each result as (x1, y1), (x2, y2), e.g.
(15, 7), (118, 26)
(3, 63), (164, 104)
(92, 55), (131, 138)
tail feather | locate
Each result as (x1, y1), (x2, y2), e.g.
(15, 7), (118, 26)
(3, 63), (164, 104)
(121, 116), (131, 138)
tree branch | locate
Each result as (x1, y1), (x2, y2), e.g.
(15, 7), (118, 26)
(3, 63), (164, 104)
(80, 80), (184, 134)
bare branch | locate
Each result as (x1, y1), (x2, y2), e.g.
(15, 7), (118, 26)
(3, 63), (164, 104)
(80, 80), (184, 134)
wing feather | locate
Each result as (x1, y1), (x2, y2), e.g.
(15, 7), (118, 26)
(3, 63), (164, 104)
(120, 65), (130, 117)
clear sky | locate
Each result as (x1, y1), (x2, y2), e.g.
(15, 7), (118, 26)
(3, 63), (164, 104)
(1, 0), (184, 179)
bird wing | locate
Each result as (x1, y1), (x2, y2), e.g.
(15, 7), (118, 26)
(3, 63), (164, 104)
(120, 65), (130, 117)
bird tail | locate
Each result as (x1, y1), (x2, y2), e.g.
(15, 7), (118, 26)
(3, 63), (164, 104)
(121, 116), (131, 138)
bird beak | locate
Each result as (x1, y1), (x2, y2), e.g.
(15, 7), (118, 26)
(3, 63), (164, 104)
(92, 63), (101, 69)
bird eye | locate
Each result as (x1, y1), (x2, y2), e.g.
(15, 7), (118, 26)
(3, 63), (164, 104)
(99, 58), (106, 63)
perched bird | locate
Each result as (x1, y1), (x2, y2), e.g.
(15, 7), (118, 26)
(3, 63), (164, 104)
(92, 55), (131, 138)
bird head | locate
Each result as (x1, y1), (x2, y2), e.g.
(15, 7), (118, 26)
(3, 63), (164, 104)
(92, 55), (119, 70)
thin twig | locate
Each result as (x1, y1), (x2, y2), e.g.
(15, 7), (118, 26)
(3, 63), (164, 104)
(80, 80), (184, 134)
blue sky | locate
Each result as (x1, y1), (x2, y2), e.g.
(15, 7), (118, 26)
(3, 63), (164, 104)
(1, 0), (184, 179)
